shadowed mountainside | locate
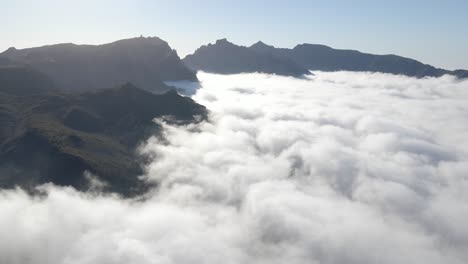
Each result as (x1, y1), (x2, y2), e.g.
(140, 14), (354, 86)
(183, 39), (310, 77)
(0, 66), (58, 96)
(250, 41), (468, 78)
(0, 37), (198, 93)
(185, 39), (468, 78)
(0, 67), (207, 196)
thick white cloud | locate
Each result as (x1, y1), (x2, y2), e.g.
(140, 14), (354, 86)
(1, 71), (468, 264)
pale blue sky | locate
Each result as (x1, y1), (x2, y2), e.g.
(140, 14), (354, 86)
(2, 0), (467, 69)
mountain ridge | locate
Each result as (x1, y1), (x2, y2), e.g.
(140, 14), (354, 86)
(185, 39), (468, 78)
(183, 39), (310, 77)
(0, 36), (198, 93)
(0, 68), (207, 196)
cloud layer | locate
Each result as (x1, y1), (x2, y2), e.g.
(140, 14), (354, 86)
(1, 71), (468, 264)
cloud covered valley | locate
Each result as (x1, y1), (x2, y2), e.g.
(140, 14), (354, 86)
(1, 71), (468, 264)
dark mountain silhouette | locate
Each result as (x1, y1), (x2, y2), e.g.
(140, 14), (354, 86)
(453, 69), (468, 79)
(185, 39), (468, 78)
(183, 39), (310, 77)
(0, 66), (58, 96)
(0, 37), (197, 93)
(0, 56), (16, 66)
(0, 72), (207, 196)
(249, 42), (468, 78)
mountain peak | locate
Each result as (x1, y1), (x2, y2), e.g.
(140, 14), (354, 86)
(293, 43), (333, 50)
(106, 36), (167, 47)
(215, 38), (234, 45)
(251, 41), (273, 48)
(3, 47), (18, 54)
(250, 41), (275, 51)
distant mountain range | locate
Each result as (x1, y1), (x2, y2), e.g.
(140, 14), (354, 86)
(0, 66), (206, 196)
(184, 39), (468, 78)
(2, 37), (466, 92)
(184, 39), (310, 77)
(0, 37), (197, 93)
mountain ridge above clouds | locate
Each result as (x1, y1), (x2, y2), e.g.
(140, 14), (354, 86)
(183, 39), (311, 77)
(0, 37), (197, 93)
(185, 39), (468, 79)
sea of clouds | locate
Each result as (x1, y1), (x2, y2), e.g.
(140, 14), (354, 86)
(1, 71), (468, 264)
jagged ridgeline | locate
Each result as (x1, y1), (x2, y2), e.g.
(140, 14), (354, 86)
(0, 66), (207, 196)
(183, 39), (310, 77)
(184, 39), (468, 78)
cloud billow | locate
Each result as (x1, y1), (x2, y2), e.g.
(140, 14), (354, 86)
(1, 71), (468, 264)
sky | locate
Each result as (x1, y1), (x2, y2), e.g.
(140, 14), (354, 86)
(1, 0), (468, 69)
